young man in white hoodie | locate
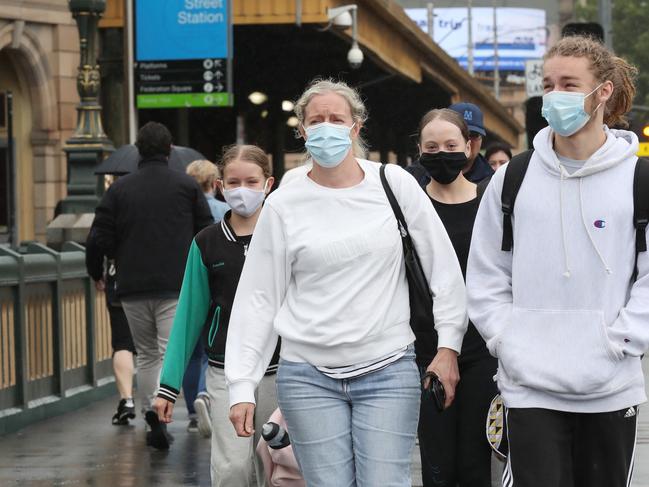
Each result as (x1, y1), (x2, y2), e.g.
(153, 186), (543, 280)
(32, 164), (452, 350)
(467, 36), (648, 487)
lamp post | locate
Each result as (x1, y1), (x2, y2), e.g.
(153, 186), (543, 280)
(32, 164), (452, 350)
(60, 0), (114, 214)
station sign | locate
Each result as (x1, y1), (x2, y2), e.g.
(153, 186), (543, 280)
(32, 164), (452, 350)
(134, 0), (233, 108)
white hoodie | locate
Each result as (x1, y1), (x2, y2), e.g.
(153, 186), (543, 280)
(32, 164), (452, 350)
(467, 126), (649, 413)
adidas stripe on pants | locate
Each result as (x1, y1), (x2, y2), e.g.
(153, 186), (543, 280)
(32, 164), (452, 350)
(503, 407), (638, 487)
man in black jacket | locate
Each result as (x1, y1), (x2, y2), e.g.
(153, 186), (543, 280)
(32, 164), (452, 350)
(93, 121), (213, 449)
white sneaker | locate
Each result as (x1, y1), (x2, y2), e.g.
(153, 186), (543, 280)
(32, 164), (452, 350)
(193, 395), (212, 438)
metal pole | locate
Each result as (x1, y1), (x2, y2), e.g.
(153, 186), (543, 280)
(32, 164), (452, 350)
(467, 0), (474, 76)
(296, 0), (302, 27)
(6, 91), (17, 249)
(427, 2), (434, 40)
(598, 0), (613, 49)
(126, 0), (137, 143)
(493, 1), (500, 99)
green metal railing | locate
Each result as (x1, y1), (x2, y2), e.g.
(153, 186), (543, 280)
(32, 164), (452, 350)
(0, 242), (113, 434)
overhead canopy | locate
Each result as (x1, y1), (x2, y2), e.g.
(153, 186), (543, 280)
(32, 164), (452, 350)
(232, 0), (523, 146)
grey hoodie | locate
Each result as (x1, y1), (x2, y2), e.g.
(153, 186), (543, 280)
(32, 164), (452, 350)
(467, 125), (649, 412)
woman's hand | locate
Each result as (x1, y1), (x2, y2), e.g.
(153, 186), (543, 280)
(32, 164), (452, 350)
(153, 397), (175, 423)
(229, 402), (256, 437)
(425, 347), (460, 409)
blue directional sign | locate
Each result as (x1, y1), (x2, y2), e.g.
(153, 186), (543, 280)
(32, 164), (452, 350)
(134, 0), (233, 108)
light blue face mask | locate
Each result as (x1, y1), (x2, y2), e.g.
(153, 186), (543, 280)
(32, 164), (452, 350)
(304, 122), (355, 168)
(541, 84), (603, 137)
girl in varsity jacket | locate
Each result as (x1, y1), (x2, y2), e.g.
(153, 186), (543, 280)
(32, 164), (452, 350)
(153, 145), (278, 487)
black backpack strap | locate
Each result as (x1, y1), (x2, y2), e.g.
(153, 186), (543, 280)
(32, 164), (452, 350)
(380, 164), (409, 236)
(501, 150), (534, 251)
(633, 157), (649, 281)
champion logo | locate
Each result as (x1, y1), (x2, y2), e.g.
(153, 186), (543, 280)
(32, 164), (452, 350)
(594, 220), (606, 229)
(624, 407), (636, 418)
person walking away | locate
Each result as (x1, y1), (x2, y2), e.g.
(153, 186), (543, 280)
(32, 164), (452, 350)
(415, 108), (498, 486)
(467, 36), (648, 487)
(93, 121), (213, 450)
(86, 222), (137, 425)
(153, 145), (278, 486)
(225, 79), (468, 487)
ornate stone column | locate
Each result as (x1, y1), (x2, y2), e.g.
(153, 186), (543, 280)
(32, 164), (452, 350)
(48, 0), (114, 246)
(60, 0), (114, 214)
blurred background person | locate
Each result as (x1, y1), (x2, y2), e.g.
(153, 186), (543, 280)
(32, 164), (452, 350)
(86, 222), (137, 426)
(187, 159), (230, 223)
(484, 143), (512, 172)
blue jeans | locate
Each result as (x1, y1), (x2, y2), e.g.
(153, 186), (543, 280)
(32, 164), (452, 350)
(276, 346), (420, 487)
(182, 343), (208, 415)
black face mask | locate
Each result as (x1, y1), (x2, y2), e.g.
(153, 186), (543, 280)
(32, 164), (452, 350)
(419, 151), (468, 185)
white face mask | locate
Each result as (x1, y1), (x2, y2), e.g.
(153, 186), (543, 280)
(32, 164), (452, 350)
(222, 181), (268, 217)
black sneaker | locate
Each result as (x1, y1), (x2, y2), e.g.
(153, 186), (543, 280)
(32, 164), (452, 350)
(112, 399), (136, 425)
(145, 410), (170, 450)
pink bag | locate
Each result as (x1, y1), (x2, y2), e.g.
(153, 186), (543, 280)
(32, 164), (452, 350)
(256, 408), (305, 487)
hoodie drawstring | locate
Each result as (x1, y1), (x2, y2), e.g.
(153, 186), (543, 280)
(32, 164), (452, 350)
(578, 178), (612, 275)
(558, 169), (572, 278)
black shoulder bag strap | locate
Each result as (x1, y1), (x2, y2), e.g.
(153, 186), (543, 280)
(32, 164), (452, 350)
(379, 164), (433, 305)
(501, 150), (534, 251)
(633, 157), (649, 282)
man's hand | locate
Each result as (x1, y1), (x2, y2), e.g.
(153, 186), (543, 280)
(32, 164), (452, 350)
(425, 347), (460, 409)
(95, 278), (106, 292)
(153, 397), (175, 424)
(229, 402), (256, 437)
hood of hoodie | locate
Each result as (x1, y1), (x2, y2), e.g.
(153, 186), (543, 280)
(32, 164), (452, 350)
(533, 125), (639, 178)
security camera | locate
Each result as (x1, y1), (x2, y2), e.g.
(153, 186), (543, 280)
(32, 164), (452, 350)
(348, 45), (363, 69)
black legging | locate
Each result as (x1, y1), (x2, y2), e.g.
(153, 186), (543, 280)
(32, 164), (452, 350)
(418, 354), (498, 487)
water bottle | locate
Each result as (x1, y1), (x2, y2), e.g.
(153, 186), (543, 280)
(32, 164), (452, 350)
(262, 421), (290, 449)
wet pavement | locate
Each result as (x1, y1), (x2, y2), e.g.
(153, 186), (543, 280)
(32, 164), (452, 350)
(2, 360), (649, 486)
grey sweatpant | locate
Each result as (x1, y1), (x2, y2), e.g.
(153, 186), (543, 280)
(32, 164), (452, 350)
(207, 366), (277, 487)
(121, 298), (177, 411)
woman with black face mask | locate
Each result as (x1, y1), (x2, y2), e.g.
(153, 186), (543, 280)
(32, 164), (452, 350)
(416, 108), (498, 487)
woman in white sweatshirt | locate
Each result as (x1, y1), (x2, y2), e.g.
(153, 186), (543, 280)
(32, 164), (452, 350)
(225, 79), (467, 487)
(467, 36), (648, 487)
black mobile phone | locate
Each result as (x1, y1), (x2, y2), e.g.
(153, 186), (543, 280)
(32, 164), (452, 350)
(422, 371), (446, 412)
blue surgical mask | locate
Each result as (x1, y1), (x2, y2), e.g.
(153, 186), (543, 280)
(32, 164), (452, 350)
(304, 122), (355, 168)
(541, 84), (603, 137)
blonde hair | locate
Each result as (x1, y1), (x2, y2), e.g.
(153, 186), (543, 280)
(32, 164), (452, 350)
(545, 36), (638, 127)
(218, 144), (272, 178)
(294, 78), (369, 158)
(186, 159), (218, 192)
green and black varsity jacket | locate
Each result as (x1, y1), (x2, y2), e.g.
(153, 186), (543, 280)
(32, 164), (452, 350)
(158, 213), (279, 403)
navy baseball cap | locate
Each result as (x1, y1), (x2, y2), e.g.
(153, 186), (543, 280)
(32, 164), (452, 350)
(449, 102), (486, 136)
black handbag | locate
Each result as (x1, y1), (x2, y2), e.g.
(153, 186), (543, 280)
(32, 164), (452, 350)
(379, 164), (437, 365)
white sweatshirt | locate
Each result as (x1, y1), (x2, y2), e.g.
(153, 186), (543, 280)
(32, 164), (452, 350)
(225, 159), (468, 406)
(467, 126), (649, 413)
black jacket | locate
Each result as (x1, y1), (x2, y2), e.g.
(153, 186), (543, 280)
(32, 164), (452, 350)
(92, 156), (213, 299)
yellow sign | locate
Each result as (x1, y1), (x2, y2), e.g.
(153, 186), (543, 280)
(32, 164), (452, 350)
(638, 142), (649, 157)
